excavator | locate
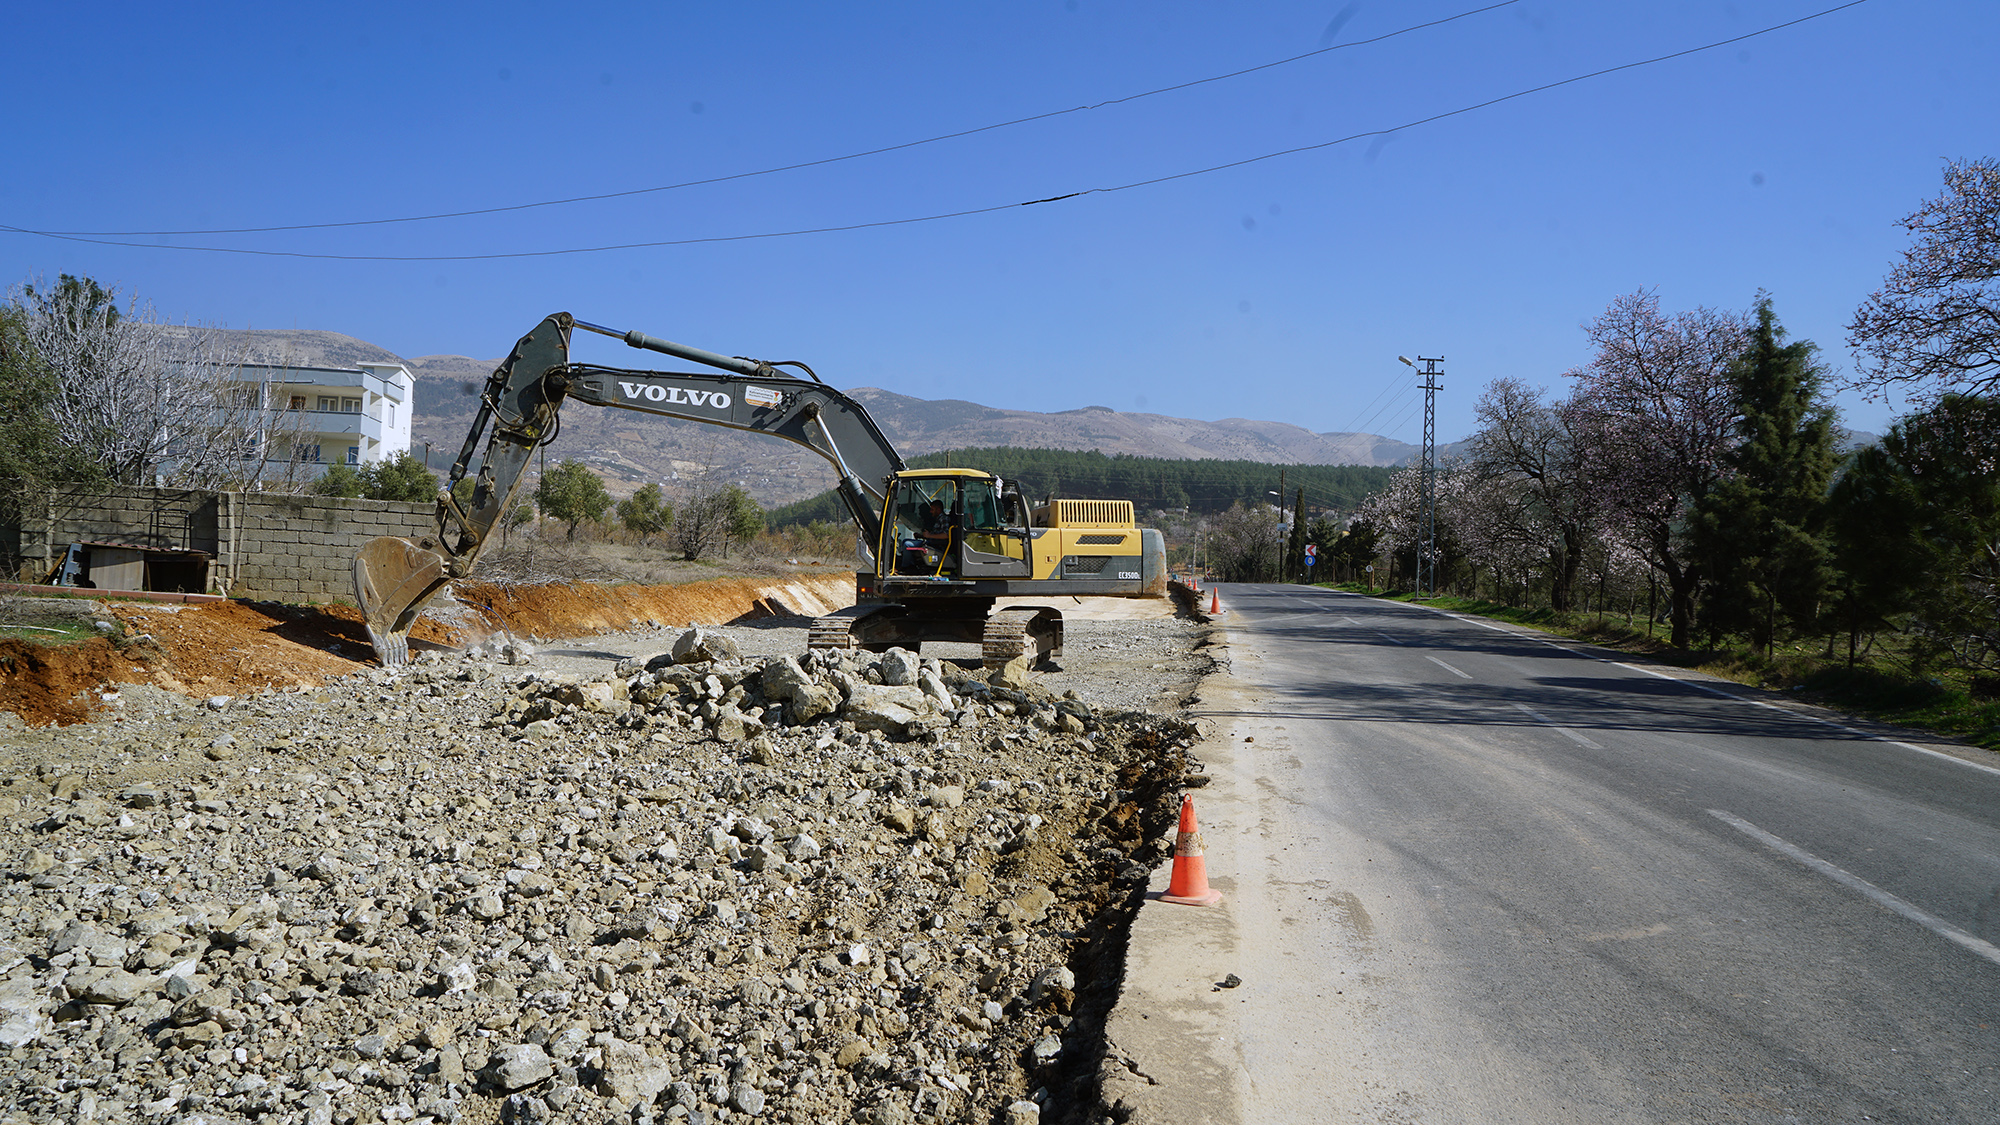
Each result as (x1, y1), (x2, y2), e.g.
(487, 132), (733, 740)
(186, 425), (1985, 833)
(353, 312), (1166, 667)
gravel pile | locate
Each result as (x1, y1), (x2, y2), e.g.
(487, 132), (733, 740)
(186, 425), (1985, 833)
(0, 617), (1210, 1125)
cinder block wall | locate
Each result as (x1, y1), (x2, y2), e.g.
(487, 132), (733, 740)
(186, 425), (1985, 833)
(225, 493), (435, 601)
(6, 484), (435, 603)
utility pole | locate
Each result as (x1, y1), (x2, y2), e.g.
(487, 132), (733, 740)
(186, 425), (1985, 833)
(1276, 468), (1287, 583)
(1399, 355), (1444, 597)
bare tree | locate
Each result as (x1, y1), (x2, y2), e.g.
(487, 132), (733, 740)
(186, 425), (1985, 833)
(1202, 502), (1283, 583)
(1848, 158), (2000, 400)
(1467, 378), (1601, 611)
(14, 275), (278, 490)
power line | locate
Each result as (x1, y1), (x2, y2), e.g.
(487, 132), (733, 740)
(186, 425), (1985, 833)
(1352, 384), (1420, 438)
(1335, 375), (1404, 436)
(1, 0), (1872, 262)
(26, 1), (1525, 239)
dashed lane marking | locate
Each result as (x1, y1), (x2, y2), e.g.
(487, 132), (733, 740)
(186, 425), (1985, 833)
(1709, 809), (2000, 968)
(1512, 702), (1603, 749)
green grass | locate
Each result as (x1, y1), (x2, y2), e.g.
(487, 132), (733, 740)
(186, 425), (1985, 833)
(0, 620), (103, 645)
(1311, 581), (2000, 752)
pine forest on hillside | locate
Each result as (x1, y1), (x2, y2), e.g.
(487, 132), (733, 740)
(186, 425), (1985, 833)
(765, 447), (1394, 528)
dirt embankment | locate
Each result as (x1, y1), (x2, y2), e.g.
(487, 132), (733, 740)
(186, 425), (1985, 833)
(0, 575), (855, 728)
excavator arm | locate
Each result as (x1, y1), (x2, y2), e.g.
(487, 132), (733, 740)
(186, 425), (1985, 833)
(353, 311), (907, 665)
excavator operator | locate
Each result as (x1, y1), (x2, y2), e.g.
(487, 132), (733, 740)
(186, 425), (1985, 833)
(919, 500), (952, 551)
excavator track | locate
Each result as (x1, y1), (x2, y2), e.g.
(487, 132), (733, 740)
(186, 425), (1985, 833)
(980, 616), (1030, 670)
(981, 606), (1062, 670)
(807, 613), (861, 653)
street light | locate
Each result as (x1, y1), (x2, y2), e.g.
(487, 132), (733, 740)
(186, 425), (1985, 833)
(1398, 355), (1415, 368)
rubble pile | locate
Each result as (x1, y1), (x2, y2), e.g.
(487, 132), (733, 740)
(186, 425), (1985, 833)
(0, 622), (1205, 1125)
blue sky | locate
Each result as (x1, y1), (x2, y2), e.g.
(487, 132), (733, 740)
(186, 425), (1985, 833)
(4, 1), (1991, 446)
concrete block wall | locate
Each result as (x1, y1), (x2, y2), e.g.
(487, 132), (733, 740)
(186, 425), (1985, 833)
(5, 484), (435, 603)
(224, 493), (435, 602)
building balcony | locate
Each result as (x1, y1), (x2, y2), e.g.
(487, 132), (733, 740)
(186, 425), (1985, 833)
(285, 409), (385, 441)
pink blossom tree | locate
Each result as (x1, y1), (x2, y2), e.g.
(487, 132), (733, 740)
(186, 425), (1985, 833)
(1568, 291), (1749, 648)
(1848, 158), (2000, 400)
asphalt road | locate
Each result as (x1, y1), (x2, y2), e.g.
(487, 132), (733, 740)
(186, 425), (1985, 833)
(1107, 584), (2000, 1125)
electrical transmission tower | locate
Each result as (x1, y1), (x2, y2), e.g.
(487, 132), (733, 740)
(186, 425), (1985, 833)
(1400, 355), (1444, 597)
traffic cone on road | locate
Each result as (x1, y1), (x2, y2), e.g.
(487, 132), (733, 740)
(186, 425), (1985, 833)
(1160, 795), (1223, 906)
(1209, 588), (1221, 615)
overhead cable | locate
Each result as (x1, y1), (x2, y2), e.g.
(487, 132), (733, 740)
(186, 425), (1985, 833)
(1, 0), (1870, 261)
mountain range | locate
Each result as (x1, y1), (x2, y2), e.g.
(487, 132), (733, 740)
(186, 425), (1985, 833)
(212, 327), (1879, 510)
(213, 328), (1437, 508)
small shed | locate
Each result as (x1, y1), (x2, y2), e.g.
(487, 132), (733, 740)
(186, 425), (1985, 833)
(48, 541), (212, 595)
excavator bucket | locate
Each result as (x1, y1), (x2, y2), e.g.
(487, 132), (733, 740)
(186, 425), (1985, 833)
(353, 535), (452, 667)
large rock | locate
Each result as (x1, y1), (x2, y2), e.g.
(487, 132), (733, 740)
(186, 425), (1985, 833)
(760, 657), (839, 726)
(68, 968), (155, 1006)
(0, 975), (47, 1047)
(917, 669), (954, 710)
(841, 685), (934, 735)
(878, 648), (920, 686)
(596, 1036), (674, 1108)
(989, 655), (1034, 689)
(485, 1043), (554, 1091)
(670, 625), (739, 665)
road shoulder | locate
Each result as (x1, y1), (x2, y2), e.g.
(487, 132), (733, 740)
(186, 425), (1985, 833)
(1098, 628), (1253, 1125)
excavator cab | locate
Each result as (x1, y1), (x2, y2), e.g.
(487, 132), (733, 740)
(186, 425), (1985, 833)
(879, 470), (1033, 581)
(889, 479), (958, 575)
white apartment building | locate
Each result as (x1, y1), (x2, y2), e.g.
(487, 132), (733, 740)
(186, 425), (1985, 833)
(234, 360), (414, 479)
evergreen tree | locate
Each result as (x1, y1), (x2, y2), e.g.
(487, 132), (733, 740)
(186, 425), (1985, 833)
(1824, 445), (1926, 667)
(616, 483), (673, 541)
(535, 459), (612, 541)
(357, 452), (440, 502)
(308, 462), (366, 498)
(1862, 395), (2000, 674)
(1692, 296), (1839, 653)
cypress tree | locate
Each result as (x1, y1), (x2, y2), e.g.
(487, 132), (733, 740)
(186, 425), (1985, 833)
(1692, 296), (1839, 653)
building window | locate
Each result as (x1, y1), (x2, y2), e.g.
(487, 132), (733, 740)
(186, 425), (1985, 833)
(346, 445), (359, 465)
(289, 396), (306, 411)
(341, 397), (362, 413)
(291, 444), (322, 464)
(318, 396), (340, 412)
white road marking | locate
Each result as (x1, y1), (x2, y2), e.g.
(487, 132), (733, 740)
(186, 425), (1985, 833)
(1408, 599), (2000, 783)
(1611, 660), (2000, 780)
(1425, 655), (1472, 680)
(1512, 702), (1603, 749)
(1375, 632), (1404, 646)
(1709, 809), (2000, 968)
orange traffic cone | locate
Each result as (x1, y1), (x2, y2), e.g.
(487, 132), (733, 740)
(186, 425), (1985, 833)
(1208, 588), (1221, 615)
(1161, 795), (1223, 906)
